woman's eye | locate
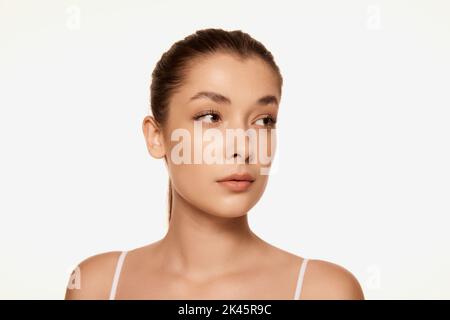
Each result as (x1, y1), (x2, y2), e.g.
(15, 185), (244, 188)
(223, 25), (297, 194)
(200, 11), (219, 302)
(255, 116), (277, 127)
(193, 110), (221, 123)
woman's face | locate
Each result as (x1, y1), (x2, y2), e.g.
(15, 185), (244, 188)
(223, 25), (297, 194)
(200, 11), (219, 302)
(152, 52), (280, 218)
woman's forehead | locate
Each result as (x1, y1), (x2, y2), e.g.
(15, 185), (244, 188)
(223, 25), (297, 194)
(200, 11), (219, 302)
(176, 53), (280, 106)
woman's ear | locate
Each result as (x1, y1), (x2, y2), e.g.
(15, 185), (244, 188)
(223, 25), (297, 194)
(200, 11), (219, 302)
(142, 115), (166, 159)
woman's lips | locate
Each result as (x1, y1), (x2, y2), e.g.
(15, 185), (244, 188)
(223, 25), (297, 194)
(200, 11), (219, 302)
(217, 180), (253, 192)
(216, 172), (255, 192)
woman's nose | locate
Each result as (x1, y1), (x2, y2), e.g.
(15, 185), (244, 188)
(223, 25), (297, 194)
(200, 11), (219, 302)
(223, 118), (254, 164)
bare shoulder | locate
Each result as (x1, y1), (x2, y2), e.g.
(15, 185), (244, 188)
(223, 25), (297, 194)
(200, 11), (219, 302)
(302, 259), (365, 300)
(64, 251), (122, 300)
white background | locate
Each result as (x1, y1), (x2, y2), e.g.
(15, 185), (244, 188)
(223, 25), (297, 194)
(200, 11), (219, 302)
(1, 0), (449, 299)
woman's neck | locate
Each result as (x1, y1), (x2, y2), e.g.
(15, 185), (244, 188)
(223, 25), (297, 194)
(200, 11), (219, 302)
(157, 191), (264, 282)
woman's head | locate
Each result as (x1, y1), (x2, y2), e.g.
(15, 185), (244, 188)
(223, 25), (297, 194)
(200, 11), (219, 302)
(142, 28), (283, 223)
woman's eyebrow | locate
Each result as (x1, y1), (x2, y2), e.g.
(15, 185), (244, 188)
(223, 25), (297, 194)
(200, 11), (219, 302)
(188, 91), (278, 107)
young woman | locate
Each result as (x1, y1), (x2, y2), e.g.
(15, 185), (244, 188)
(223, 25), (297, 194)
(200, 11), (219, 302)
(65, 28), (364, 300)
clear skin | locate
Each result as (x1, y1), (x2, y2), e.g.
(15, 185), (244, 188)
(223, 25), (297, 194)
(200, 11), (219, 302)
(65, 52), (364, 300)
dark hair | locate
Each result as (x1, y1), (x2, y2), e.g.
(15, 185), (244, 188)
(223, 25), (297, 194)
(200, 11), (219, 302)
(149, 28), (283, 224)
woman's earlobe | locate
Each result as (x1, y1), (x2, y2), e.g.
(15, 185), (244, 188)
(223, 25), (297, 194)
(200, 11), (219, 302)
(146, 133), (166, 159)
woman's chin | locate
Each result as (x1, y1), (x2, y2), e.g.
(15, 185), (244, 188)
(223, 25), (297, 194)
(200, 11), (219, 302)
(203, 202), (253, 219)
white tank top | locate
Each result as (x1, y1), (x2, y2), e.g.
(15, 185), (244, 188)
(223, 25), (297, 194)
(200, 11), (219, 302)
(109, 251), (309, 300)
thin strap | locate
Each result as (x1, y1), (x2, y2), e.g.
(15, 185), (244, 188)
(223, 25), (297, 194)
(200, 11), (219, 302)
(109, 251), (128, 300)
(293, 258), (309, 300)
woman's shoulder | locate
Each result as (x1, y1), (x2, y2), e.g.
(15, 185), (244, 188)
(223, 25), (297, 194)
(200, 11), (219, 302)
(64, 242), (158, 300)
(271, 245), (364, 300)
(300, 258), (365, 300)
(64, 250), (123, 300)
